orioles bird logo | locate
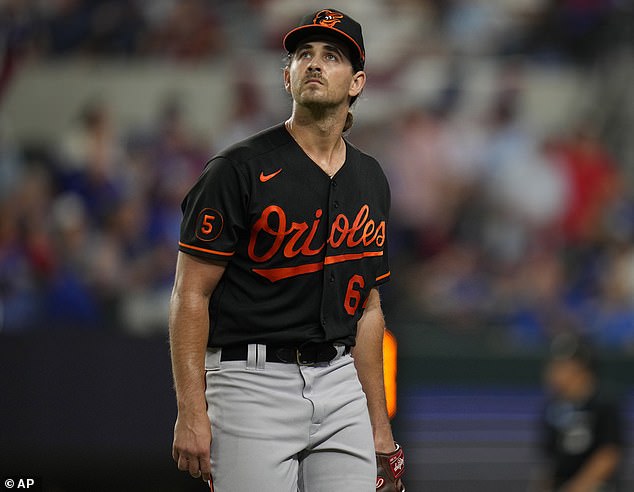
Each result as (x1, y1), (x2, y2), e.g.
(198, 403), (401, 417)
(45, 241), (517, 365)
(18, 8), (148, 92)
(313, 9), (344, 28)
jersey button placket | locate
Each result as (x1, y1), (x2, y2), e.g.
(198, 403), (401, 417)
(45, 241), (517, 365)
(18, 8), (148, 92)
(330, 180), (340, 213)
(321, 178), (337, 334)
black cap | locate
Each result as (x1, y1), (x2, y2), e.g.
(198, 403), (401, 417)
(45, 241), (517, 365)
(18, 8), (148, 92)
(549, 333), (597, 373)
(283, 9), (365, 69)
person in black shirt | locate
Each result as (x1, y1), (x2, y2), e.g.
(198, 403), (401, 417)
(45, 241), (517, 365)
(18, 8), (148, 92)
(168, 8), (404, 492)
(540, 334), (624, 492)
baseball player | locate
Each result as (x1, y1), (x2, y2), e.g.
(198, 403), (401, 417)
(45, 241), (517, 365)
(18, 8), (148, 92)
(169, 8), (405, 492)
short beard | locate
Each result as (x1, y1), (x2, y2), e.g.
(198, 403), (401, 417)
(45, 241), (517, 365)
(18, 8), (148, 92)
(295, 90), (348, 117)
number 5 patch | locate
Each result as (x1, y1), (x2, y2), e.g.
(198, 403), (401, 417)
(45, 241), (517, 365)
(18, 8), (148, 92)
(195, 208), (224, 242)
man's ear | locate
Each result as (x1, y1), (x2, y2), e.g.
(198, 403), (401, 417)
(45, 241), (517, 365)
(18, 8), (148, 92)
(283, 67), (291, 93)
(349, 70), (366, 98)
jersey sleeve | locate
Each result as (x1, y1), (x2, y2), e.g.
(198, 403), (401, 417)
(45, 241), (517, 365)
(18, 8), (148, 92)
(540, 403), (557, 457)
(596, 399), (624, 448)
(179, 156), (247, 261)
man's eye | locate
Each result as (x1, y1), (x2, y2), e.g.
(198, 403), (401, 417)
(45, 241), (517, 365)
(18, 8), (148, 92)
(325, 53), (337, 61)
(299, 51), (311, 59)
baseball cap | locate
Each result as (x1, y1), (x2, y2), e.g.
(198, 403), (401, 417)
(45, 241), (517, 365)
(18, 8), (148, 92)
(283, 9), (365, 70)
(549, 333), (597, 373)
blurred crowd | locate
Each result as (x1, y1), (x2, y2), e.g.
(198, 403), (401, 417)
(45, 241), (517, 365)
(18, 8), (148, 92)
(1, 0), (633, 351)
(0, 0), (628, 63)
(381, 95), (634, 352)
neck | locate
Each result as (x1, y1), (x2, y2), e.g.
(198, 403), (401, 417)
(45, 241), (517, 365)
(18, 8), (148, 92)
(285, 104), (348, 175)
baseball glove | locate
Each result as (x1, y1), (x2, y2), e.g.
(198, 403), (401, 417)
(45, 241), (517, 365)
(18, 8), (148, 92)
(376, 442), (405, 491)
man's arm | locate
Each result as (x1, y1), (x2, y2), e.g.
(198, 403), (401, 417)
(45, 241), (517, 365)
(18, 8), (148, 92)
(562, 445), (622, 492)
(169, 252), (227, 482)
(353, 287), (395, 453)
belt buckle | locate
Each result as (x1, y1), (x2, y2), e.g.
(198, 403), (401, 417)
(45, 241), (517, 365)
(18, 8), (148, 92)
(295, 343), (338, 365)
(295, 345), (317, 366)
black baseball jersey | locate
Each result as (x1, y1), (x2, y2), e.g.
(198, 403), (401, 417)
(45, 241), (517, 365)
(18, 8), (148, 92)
(179, 123), (391, 347)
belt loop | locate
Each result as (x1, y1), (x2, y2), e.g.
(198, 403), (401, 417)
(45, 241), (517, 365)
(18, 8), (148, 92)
(246, 344), (257, 369)
(205, 347), (222, 370)
(328, 345), (347, 365)
(256, 344), (266, 370)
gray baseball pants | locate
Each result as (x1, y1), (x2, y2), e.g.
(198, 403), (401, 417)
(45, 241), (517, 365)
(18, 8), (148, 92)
(204, 344), (376, 491)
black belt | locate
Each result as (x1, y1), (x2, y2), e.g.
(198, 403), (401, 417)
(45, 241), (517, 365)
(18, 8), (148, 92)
(219, 342), (350, 365)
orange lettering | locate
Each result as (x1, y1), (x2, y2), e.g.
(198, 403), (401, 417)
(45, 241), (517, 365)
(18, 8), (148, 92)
(362, 219), (375, 246)
(248, 204), (386, 267)
(248, 205), (288, 262)
(283, 222), (309, 257)
(300, 209), (325, 256)
(347, 205), (369, 248)
(328, 214), (349, 248)
(375, 221), (386, 248)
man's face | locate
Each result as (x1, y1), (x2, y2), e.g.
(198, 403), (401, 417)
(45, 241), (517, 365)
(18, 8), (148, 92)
(284, 38), (365, 110)
(545, 359), (590, 400)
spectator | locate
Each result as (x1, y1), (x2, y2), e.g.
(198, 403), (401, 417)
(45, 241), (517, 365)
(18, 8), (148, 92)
(526, 0), (617, 65)
(386, 105), (480, 260)
(58, 98), (126, 226)
(140, 0), (225, 60)
(557, 123), (620, 247)
(46, 192), (103, 330)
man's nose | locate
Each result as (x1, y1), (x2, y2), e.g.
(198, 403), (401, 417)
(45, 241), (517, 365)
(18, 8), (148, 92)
(307, 59), (322, 71)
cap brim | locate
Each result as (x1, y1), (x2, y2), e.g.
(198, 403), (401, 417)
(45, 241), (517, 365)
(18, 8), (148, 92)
(283, 25), (365, 66)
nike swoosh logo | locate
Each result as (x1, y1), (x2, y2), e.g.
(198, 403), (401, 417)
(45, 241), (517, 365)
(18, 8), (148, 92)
(259, 168), (282, 182)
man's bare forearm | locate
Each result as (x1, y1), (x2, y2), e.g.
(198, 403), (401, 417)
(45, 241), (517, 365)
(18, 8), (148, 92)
(354, 288), (394, 452)
(169, 289), (210, 414)
(564, 445), (622, 491)
(169, 253), (226, 414)
(354, 312), (391, 430)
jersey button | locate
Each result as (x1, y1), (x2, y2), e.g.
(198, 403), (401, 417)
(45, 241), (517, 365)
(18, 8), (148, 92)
(329, 273), (335, 283)
(331, 180), (337, 187)
(333, 201), (339, 208)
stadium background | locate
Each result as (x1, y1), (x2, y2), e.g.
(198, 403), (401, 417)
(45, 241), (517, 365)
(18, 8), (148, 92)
(0, 1), (633, 490)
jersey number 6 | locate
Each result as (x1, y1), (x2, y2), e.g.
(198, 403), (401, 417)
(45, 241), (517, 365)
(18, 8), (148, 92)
(344, 274), (365, 315)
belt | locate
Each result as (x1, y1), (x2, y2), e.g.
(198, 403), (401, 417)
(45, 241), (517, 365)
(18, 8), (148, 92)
(219, 342), (350, 365)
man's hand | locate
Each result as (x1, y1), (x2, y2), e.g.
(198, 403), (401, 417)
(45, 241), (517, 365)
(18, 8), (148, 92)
(376, 442), (405, 492)
(172, 411), (212, 482)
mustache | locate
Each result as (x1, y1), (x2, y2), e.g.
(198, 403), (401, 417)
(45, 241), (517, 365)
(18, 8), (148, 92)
(303, 70), (325, 83)
(303, 76), (325, 84)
